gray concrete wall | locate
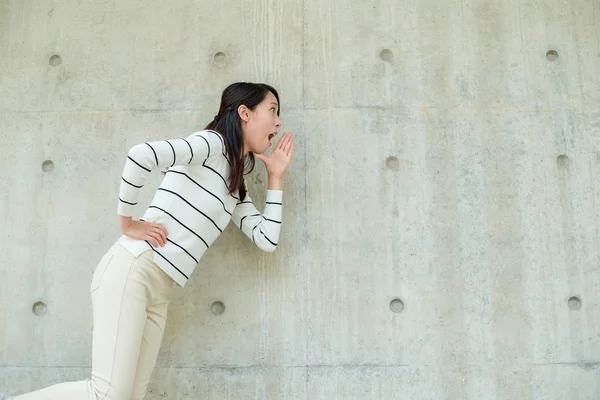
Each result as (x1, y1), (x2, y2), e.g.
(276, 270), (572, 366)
(1, 0), (599, 399)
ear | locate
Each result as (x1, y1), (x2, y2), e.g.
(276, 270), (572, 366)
(238, 105), (251, 122)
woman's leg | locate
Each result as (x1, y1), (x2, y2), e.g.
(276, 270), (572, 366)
(12, 245), (155, 400)
(129, 251), (173, 400)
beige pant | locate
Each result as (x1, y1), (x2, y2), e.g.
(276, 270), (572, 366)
(12, 244), (174, 400)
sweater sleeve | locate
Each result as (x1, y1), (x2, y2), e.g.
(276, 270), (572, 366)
(231, 184), (283, 252)
(117, 130), (224, 216)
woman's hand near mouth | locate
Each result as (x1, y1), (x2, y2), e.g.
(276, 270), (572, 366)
(256, 132), (294, 180)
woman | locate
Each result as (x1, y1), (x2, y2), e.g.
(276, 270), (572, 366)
(8, 82), (294, 400)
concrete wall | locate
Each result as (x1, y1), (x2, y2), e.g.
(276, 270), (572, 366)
(1, 0), (600, 399)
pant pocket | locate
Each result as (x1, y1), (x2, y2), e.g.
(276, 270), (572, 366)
(90, 251), (114, 293)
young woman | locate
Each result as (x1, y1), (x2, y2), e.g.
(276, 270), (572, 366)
(8, 82), (294, 400)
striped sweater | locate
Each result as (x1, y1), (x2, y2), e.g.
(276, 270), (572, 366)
(115, 129), (283, 287)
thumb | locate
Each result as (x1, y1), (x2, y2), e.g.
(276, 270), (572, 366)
(255, 153), (267, 164)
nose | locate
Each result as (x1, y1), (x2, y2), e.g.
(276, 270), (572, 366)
(275, 116), (281, 128)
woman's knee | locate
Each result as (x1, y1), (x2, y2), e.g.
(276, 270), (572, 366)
(90, 377), (132, 400)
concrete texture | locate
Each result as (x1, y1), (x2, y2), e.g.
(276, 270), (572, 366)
(1, 0), (599, 399)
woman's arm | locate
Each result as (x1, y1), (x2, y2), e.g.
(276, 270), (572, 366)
(116, 130), (224, 246)
(231, 133), (294, 251)
(117, 130), (224, 217)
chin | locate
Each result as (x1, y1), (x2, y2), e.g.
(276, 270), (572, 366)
(252, 147), (268, 155)
(257, 143), (270, 154)
(250, 138), (271, 155)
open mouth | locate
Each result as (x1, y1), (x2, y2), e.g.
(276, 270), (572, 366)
(268, 132), (277, 144)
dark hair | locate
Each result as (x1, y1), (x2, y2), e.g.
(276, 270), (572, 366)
(205, 82), (280, 201)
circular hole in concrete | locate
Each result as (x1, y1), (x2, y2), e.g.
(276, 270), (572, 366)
(41, 160), (55, 172)
(557, 154), (569, 166)
(380, 49), (393, 62)
(32, 301), (47, 316)
(41, 160), (54, 172)
(546, 50), (559, 62)
(568, 296), (581, 311)
(49, 54), (62, 66)
(211, 301), (225, 315)
(390, 298), (404, 313)
(386, 156), (399, 170)
(214, 52), (227, 64)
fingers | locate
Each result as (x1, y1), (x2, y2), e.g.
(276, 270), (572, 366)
(146, 223), (168, 247)
(153, 223), (168, 238)
(274, 134), (285, 150)
(123, 220), (169, 247)
(282, 134), (293, 154)
(151, 225), (168, 246)
(146, 233), (161, 248)
(275, 132), (292, 151)
(276, 133), (293, 153)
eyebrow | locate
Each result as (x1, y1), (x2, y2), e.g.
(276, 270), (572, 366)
(270, 102), (279, 107)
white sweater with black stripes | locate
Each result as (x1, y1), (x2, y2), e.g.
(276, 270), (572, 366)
(115, 129), (283, 287)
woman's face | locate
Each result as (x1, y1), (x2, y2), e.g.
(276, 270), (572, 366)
(241, 91), (281, 155)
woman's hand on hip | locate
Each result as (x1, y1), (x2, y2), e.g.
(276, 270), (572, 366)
(119, 216), (168, 247)
(256, 132), (294, 178)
